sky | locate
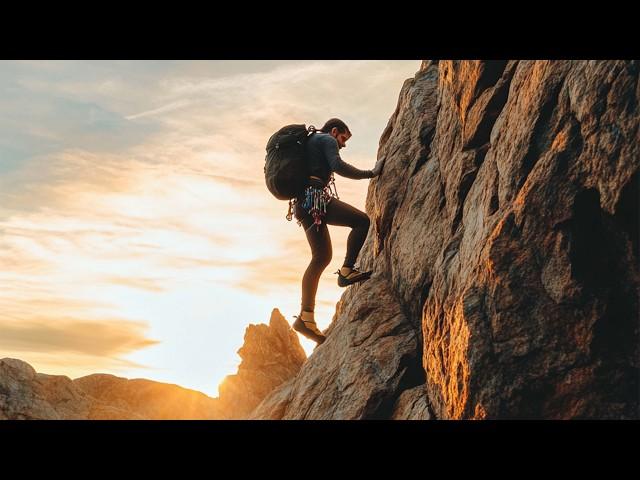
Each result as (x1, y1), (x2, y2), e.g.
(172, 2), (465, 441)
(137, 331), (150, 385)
(0, 60), (420, 397)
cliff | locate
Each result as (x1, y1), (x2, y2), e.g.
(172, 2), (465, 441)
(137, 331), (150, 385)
(252, 60), (639, 419)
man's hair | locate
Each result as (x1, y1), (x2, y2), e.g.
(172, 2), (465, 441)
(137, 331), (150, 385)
(320, 118), (351, 135)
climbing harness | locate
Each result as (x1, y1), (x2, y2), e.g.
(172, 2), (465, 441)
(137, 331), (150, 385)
(286, 173), (340, 232)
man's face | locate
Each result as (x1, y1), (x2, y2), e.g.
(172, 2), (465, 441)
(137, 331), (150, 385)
(331, 128), (351, 149)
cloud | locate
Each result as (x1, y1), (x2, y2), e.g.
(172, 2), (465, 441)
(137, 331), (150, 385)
(229, 233), (338, 295)
(125, 100), (192, 121)
(0, 317), (159, 356)
(103, 276), (167, 293)
(0, 296), (114, 320)
(0, 96), (159, 172)
(157, 256), (243, 270)
(232, 262), (304, 294)
(191, 172), (261, 189)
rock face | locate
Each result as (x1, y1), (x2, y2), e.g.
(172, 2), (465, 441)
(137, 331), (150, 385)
(251, 274), (423, 419)
(0, 358), (90, 420)
(253, 60), (639, 419)
(390, 385), (432, 420)
(0, 357), (224, 419)
(217, 308), (307, 418)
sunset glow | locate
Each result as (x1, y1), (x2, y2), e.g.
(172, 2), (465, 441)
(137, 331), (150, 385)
(0, 60), (420, 396)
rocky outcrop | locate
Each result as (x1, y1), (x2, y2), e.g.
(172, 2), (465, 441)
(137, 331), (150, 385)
(0, 357), (224, 419)
(253, 60), (639, 419)
(390, 385), (432, 420)
(0, 358), (91, 420)
(250, 274), (423, 419)
(217, 308), (306, 418)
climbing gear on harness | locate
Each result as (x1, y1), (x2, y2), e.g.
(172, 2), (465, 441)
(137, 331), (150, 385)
(327, 172), (339, 200)
(286, 173), (340, 231)
(286, 197), (296, 221)
(335, 265), (373, 287)
(301, 183), (332, 232)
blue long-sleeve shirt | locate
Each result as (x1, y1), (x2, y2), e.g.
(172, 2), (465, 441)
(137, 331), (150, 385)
(305, 132), (373, 184)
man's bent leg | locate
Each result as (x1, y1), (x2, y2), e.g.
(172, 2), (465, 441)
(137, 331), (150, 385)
(324, 197), (370, 268)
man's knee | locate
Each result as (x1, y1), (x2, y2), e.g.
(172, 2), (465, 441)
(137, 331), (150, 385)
(311, 251), (332, 268)
(359, 214), (370, 230)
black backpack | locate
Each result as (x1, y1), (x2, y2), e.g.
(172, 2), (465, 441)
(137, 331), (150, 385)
(264, 124), (316, 201)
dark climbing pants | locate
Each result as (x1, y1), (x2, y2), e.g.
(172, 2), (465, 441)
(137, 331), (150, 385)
(295, 195), (371, 313)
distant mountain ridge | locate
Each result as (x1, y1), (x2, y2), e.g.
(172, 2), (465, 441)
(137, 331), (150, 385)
(0, 308), (305, 419)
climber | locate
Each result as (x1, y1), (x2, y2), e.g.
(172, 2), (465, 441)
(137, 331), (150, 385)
(291, 118), (386, 345)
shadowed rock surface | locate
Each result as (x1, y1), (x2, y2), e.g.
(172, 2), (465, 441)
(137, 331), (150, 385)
(251, 275), (423, 419)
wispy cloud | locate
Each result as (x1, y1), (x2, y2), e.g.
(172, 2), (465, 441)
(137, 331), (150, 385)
(125, 100), (192, 120)
(0, 317), (158, 356)
(103, 276), (167, 293)
(231, 254), (309, 294)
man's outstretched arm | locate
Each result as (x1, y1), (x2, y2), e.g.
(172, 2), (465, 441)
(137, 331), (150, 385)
(322, 137), (374, 179)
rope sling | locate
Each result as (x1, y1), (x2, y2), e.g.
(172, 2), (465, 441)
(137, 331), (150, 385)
(286, 173), (340, 232)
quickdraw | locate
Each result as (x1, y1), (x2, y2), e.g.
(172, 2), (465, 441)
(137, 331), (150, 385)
(285, 173), (340, 232)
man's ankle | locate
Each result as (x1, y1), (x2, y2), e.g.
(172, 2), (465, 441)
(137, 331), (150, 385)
(340, 266), (353, 275)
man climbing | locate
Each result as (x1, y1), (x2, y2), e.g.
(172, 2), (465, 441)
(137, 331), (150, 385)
(291, 118), (385, 345)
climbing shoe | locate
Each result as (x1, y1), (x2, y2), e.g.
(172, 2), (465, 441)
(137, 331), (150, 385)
(292, 314), (326, 344)
(335, 265), (373, 287)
